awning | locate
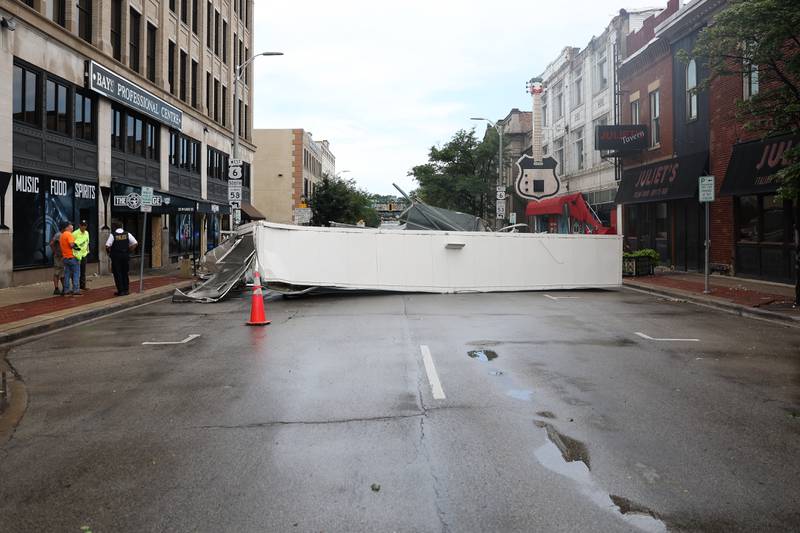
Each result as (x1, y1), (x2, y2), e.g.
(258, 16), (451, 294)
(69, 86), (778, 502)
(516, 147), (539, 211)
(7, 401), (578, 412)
(197, 201), (231, 215)
(720, 134), (799, 196)
(526, 193), (602, 229)
(240, 202), (266, 220)
(615, 151), (707, 204)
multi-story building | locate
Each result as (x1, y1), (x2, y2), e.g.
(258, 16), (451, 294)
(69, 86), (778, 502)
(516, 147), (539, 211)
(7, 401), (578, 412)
(251, 129), (334, 224)
(534, 8), (660, 227)
(0, 0), (256, 287)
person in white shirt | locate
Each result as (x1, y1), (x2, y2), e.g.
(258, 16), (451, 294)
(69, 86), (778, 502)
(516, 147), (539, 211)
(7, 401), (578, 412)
(105, 223), (138, 296)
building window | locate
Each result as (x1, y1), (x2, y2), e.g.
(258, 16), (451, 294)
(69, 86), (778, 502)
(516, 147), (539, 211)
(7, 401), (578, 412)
(554, 137), (564, 171)
(146, 24), (157, 82)
(234, 32), (238, 64)
(214, 11), (220, 55)
(168, 41), (176, 95)
(245, 0), (250, 29)
(77, 0), (92, 44)
(595, 52), (608, 91)
(206, 72), (211, 115)
(111, 106), (123, 150)
(180, 0), (188, 24)
(192, 0), (199, 33)
(572, 128), (584, 171)
(191, 60), (199, 108)
(206, 2), (213, 48)
(111, 0), (122, 61)
(214, 78), (220, 122)
(74, 90), (94, 142)
(572, 70), (583, 107)
(238, 99), (242, 136)
(744, 63), (759, 100)
(46, 78), (70, 135)
(47, 0), (66, 27)
(146, 122), (159, 160)
(223, 21), (228, 63)
(649, 90), (660, 146)
(13, 64), (40, 126)
(244, 103), (249, 139)
(542, 99), (548, 128)
(179, 50), (187, 102)
(129, 9), (141, 73)
(630, 99), (640, 125)
(244, 48), (249, 84)
(169, 0), (176, 12)
(686, 59), (698, 121)
(222, 85), (227, 126)
(169, 131), (179, 166)
(554, 81), (564, 120)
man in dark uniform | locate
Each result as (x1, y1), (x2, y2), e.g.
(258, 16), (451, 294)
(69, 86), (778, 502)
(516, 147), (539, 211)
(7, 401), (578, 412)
(105, 222), (138, 296)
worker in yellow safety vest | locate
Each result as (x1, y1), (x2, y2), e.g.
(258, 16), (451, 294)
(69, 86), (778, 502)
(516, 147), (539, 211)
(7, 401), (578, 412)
(73, 219), (91, 291)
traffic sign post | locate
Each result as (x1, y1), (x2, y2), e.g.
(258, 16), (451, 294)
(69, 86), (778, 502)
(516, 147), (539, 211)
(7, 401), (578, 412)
(139, 187), (154, 293)
(699, 176), (715, 294)
(228, 162), (243, 230)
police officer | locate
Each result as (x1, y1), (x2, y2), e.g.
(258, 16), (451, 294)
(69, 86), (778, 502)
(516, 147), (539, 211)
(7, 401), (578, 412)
(105, 222), (138, 296)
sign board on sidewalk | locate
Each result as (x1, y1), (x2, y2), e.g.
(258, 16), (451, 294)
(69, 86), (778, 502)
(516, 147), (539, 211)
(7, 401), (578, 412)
(141, 186), (154, 205)
(509, 212), (517, 225)
(228, 165), (243, 180)
(293, 207), (312, 224)
(497, 185), (506, 192)
(140, 204), (152, 213)
(496, 201), (506, 218)
(496, 191), (507, 201)
(233, 209), (242, 225)
(699, 175), (715, 203)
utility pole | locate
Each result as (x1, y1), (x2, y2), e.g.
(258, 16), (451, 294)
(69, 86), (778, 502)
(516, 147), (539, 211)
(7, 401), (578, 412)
(471, 117), (505, 229)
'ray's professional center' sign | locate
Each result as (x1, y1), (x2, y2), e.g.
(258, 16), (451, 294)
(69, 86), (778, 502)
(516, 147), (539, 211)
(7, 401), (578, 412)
(595, 125), (648, 152)
(87, 61), (182, 129)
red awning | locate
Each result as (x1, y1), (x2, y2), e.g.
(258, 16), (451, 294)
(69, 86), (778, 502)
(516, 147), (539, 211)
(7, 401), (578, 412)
(526, 193), (602, 229)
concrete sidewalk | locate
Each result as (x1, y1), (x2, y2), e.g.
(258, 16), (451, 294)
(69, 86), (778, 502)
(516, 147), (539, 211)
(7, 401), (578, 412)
(0, 269), (194, 344)
(624, 271), (799, 324)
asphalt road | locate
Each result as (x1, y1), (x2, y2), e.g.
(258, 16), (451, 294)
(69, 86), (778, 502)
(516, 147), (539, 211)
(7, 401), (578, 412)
(1, 288), (799, 532)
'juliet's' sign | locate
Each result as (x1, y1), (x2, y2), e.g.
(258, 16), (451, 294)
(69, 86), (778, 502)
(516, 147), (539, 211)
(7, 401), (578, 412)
(87, 61), (182, 129)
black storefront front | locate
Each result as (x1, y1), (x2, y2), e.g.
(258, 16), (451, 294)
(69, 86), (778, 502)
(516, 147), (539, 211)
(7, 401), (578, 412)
(720, 134), (798, 283)
(616, 151), (708, 270)
(110, 182), (229, 266)
(11, 172), (99, 269)
(10, 57), (100, 276)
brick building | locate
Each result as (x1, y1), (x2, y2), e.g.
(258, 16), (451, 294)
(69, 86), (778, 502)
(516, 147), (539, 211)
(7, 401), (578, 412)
(0, 0), (256, 287)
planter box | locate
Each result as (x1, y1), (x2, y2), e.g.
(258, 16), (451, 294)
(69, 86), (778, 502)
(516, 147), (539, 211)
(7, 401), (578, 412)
(623, 256), (654, 277)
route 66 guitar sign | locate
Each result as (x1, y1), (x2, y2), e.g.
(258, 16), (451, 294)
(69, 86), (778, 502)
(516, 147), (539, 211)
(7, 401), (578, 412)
(515, 78), (561, 202)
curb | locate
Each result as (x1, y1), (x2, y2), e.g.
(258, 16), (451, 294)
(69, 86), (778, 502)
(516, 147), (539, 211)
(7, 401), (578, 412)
(623, 281), (800, 327)
(0, 283), (193, 345)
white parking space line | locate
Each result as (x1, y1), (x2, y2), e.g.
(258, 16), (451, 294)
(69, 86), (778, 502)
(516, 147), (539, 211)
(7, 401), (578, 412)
(420, 345), (446, 400)
(142, 334), (201, 345)
(544, 294), (581, 301)
(635, 332), (700, 342)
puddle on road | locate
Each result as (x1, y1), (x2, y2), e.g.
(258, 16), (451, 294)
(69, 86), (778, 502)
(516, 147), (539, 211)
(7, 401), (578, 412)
(506, 389), (534, 402)
(467, 349), (498, 362)
(533, 427), (666, 532)
(535, 421), (590, 468)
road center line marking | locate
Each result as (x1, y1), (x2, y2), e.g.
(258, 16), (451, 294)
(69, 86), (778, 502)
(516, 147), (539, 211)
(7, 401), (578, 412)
(544, 294), (581, 301)
(142, 334), (201, 345)
(635, 332), (700, 342)
(420, 345), (446, 400)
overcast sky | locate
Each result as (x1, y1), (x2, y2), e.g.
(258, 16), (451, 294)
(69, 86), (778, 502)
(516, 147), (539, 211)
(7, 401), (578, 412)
(252, 0), (666, 195)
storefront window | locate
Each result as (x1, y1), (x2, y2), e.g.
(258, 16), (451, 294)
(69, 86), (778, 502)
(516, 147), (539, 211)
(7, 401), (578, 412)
(74, 91), (94, 142)
(12, 173), (97, 269)
(762, 195), (786, 243)
(111, 106), (123, 150)
(13, 64), (40, 126)
(737, 195), (759, 241)
(46, 79), (70, 135)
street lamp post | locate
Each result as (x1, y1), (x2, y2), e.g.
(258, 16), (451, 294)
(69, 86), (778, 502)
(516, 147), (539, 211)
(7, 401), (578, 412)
(471, 117), (504, 229)
(230, 51), (283, 229)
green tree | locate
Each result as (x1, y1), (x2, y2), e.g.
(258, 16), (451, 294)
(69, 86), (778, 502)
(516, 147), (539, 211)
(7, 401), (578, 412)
(308, 175), (380, 227)
(409, 128), (499, 220)
(689, 0), (800, 304)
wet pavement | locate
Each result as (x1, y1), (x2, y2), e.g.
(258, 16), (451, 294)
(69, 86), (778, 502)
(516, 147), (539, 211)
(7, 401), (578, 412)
(1, 288), (799, 532)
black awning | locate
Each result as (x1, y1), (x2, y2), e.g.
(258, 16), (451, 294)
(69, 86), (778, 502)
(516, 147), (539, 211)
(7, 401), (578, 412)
(720, 134), (799, 196)
(197, 202), (231, 215)
(615, 152), (708, 204)
(240, 202), (266, 220)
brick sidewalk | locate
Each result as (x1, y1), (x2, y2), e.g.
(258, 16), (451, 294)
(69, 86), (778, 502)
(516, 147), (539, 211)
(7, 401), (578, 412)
(634, 275), (793, 307)
(0, 276), (183, 327)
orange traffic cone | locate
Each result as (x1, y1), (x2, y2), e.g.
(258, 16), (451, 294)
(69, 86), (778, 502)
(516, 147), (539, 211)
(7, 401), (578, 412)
(246, 271), (271, 326)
